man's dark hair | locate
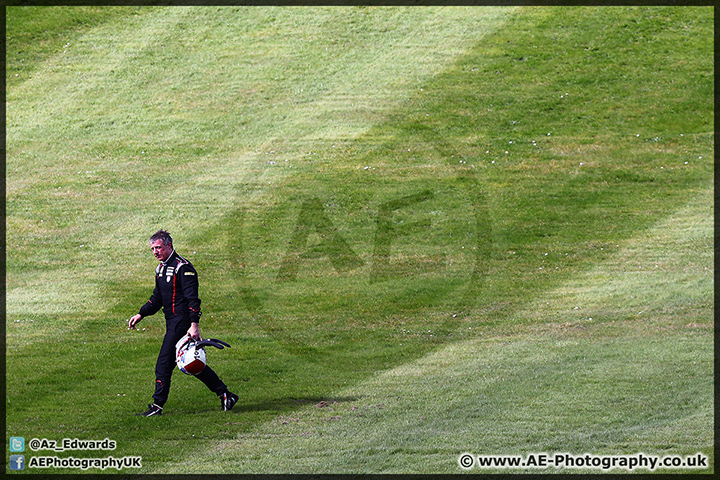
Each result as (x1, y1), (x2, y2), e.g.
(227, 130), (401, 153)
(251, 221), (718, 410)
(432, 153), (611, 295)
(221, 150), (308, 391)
(150, 229), (173, 247)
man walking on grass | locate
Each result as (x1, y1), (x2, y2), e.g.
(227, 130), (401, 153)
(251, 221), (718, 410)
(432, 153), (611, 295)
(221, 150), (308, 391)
(129, 229), (238, 416)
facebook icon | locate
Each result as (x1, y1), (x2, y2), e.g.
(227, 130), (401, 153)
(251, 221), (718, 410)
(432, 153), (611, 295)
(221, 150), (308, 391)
(10, 455), (25, 470)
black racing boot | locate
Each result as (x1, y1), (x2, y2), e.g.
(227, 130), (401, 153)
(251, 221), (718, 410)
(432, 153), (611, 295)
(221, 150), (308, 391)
(219, 392), (239, 411)
(136, 403), (163, 417)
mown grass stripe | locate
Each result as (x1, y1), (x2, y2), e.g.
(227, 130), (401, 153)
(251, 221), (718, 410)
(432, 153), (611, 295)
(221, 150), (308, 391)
(6, 6), (514, 344)
(164, 186), (712, 474)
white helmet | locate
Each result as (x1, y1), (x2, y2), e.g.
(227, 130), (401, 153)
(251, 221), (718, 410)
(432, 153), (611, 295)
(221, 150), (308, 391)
(175, 334), (231, 376)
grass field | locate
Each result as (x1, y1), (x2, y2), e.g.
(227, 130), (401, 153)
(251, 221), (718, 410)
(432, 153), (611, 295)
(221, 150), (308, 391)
(5, 5), (714, 474)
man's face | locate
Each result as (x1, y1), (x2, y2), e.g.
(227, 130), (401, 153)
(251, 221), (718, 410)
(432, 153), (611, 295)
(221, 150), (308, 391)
(150, 239), (173, 262)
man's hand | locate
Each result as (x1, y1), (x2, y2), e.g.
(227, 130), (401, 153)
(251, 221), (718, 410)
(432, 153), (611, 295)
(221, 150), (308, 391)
(188, 322), (201, 340)
(128, 314), (143, 330)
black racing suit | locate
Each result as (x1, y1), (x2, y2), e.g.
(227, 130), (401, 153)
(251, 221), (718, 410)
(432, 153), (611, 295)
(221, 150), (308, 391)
(138, 250), (227, 406)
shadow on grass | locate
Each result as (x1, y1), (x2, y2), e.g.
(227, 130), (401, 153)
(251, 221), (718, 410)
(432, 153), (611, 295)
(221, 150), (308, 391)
(232, 396), (363, 414)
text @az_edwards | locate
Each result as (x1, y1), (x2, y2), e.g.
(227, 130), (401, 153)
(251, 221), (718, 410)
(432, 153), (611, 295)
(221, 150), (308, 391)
(28, 437), (116, 452)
